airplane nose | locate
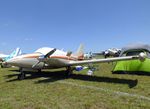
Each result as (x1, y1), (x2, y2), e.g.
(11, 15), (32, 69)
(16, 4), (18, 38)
(5, 58), (44, 68)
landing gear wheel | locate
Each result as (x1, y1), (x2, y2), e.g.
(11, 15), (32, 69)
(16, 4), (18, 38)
(66, 66), (73, 77)
(38, 69), (41, 73)
(18, 70), (25, 80)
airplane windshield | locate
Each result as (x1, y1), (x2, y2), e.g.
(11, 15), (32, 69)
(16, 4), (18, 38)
(35, 47), (55, 55)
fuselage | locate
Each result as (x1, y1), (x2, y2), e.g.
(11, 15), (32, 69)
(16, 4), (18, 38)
(6, 47), (82, 69)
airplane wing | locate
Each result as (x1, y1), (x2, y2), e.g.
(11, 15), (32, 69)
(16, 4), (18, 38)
(44, 53), (145, 67)
(32, 49), (146, 68)
(68, 55), (141, 66)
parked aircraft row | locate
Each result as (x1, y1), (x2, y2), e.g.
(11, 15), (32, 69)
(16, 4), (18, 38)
(1, 44), (146, 80)
(93, 48), (121, 58)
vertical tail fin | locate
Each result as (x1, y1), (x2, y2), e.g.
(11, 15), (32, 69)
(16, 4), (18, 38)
(14, 48), (22, 57)
(4, 48), (22, 61)
(75, 44), (84, 60)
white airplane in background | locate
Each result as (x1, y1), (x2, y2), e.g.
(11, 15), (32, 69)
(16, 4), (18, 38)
(107, 48), (121, 56)
(5, 45), (146, 80)
(93, 48), (121, 58)
(84, 52), (93, 59)
(0, 54), (9, 61)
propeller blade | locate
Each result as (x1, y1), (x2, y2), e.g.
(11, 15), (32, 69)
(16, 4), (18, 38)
(32, 61), (40, 68)
(44, 48), (56, 58)
(32, 48), (56, 68)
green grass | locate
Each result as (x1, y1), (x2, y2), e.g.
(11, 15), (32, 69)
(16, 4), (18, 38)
(0, 63), (150, 109)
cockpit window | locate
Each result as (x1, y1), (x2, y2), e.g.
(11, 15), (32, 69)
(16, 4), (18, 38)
(35, 47), (54, 55)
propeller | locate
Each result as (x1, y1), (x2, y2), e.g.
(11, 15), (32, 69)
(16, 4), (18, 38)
(44, 48), (57, 58)
(32, 48), (56, 68)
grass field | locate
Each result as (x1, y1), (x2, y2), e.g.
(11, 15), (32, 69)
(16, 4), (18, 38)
(0, 63), (150, 109)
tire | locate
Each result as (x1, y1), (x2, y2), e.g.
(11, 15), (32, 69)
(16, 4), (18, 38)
(18, 72), (25, 80)
(66, 67), (73, 77)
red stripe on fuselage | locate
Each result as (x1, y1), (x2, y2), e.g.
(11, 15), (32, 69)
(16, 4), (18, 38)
(23, 54), (83, 61)
(50, 56), (76, 60)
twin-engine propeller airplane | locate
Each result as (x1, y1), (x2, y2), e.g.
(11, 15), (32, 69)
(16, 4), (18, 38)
(5, 45), (146, 80)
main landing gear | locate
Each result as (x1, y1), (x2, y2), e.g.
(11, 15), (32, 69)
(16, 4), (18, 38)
(66, 66), (73, 77)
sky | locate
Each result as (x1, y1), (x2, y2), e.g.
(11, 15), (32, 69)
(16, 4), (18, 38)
(0, 0), (150, 54)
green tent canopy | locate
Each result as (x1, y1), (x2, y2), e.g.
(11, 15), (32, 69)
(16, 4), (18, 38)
(112, 43), (150, 73)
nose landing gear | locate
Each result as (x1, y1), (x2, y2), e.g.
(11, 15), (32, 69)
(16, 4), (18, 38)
(18, 69), (26, 80)
(17, 68), (42, 80)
